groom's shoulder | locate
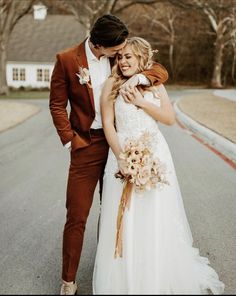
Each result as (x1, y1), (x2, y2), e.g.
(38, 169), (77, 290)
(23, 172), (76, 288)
(56, 38), (86, 59)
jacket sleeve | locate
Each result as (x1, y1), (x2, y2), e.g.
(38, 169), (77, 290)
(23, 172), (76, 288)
(49, 54), (73, 146)
(141, 62), (169, 86)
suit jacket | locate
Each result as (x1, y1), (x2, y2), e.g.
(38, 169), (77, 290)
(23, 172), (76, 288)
(49, 39), (169, 152)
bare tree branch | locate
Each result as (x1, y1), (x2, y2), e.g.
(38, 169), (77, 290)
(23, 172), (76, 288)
(113, 0), (160, 14)
(0, 0), (36, 94)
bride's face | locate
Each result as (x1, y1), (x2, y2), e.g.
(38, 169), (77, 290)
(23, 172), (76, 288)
(117, 45), (139, 77)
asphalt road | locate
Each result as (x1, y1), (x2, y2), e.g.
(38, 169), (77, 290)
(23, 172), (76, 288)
(0, 97), (235, 295)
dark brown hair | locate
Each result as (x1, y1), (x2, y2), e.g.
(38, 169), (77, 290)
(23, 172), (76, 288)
(90, 14), (129, 48)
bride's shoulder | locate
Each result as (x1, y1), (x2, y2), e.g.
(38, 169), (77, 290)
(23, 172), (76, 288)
(148, 84), (167, 97)
(101, 77), (115, 101)
(104, 76), (116, 88)
(143, 86), (159, 97)
(151, 84), (165, 91)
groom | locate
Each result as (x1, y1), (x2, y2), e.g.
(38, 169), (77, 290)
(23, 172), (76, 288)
(49, 14), (168, 295)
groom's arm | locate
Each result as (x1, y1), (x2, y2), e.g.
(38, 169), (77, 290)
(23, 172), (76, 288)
(120, 62), (168, 91)
(140, 62), (168, 86)
(49, 53), (74, 147)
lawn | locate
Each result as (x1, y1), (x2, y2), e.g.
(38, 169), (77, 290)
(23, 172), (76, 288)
(0, 85), (205, 100)
(0, 90), (50, 100)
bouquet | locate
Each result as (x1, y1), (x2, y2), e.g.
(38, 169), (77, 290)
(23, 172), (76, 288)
(114, 132), (169, 258)
(115, 132), (169, 192)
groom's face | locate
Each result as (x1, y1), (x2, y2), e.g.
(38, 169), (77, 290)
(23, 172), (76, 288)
(100, 40), (127, 57)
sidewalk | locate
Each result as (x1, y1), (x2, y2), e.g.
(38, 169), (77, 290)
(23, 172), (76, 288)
(174, 89), (236, 164)
(0, 100), (40, 133)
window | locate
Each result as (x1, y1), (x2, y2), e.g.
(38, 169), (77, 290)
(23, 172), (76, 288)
(44, 69), (50, 82)
(20, 69), (26, 81)
(13, 68), (19, 81)
(37, 69), (43, 81)
(37, 68), (50, 82)
(12, 68), (26, 81)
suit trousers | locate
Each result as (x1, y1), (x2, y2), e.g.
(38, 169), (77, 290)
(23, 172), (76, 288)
(62, 132), (109, 282)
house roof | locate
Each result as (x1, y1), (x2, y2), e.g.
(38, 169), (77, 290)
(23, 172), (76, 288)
(7, 14), (86, 63)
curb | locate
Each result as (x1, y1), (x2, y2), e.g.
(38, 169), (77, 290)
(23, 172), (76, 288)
(173, 99), (236, 164)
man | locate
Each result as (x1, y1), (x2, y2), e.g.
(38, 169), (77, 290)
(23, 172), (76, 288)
(49, 14), (168, 295)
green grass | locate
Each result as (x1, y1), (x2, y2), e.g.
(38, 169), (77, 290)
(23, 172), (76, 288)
(0, 90), (49, 99)
(1, 85), (235, 100)
(0, 85), (205, 100)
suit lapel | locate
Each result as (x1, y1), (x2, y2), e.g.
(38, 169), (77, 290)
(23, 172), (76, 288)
(76, 39), (95, 111)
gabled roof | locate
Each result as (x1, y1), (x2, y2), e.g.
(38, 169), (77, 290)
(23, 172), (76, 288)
(7, 15), (86, 63)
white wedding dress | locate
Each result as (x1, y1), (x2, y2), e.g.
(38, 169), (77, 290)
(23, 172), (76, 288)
(93, 86), (225, 295)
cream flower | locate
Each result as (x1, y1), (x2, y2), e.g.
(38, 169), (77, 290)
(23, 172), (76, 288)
(115, 131), (169, 192)
(76, 67), (90, 85)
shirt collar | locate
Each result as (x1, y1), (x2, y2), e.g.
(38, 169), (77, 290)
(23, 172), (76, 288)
(85, 38), (99, 62)
(85, 38), (107, 62)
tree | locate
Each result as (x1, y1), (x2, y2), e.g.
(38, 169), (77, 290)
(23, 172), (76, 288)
(141, 4), (184, 80)
(230, 8), (236, 83)
(168, 0), (236, 88)
(0, 0), (35, 95)
(46, 0), (159, 36)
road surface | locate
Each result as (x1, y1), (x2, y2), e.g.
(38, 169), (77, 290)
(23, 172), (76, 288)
(0, 97), (235, 294)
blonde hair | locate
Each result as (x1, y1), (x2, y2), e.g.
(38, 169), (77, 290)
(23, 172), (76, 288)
(109, 37), (154, 102)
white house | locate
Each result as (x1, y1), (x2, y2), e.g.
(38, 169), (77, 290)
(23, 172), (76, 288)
(6, 4), (86, 89)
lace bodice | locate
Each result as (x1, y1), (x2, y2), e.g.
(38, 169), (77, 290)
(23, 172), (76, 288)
(115, 91), (161, 144)
(105, 90), (166, 175)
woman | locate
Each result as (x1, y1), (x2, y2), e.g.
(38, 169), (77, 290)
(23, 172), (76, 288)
(92, 37), (224, 294)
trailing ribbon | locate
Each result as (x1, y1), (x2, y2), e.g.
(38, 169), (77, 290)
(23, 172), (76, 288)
(114, 180), (133, 258)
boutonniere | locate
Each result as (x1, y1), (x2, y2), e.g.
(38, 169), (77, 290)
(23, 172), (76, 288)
(76, 67), (92, 88)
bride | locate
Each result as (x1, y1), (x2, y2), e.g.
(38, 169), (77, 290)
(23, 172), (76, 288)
(92, 37), (225, 295)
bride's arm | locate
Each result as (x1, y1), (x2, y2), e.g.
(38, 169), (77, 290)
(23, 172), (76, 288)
(121, 84), (175, 126)
(142, 84), (176, 125)
(101, 78), (122, 159)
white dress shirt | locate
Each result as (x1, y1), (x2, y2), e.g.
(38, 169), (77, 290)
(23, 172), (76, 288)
(85, 38), (111, 129)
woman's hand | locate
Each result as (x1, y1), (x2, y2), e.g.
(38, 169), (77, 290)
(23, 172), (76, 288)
(120, 74), (139, 91)
(120, 86), (145, 108)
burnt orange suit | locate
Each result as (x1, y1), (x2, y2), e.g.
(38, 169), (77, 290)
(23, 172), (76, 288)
(49, 39), (168, 282)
